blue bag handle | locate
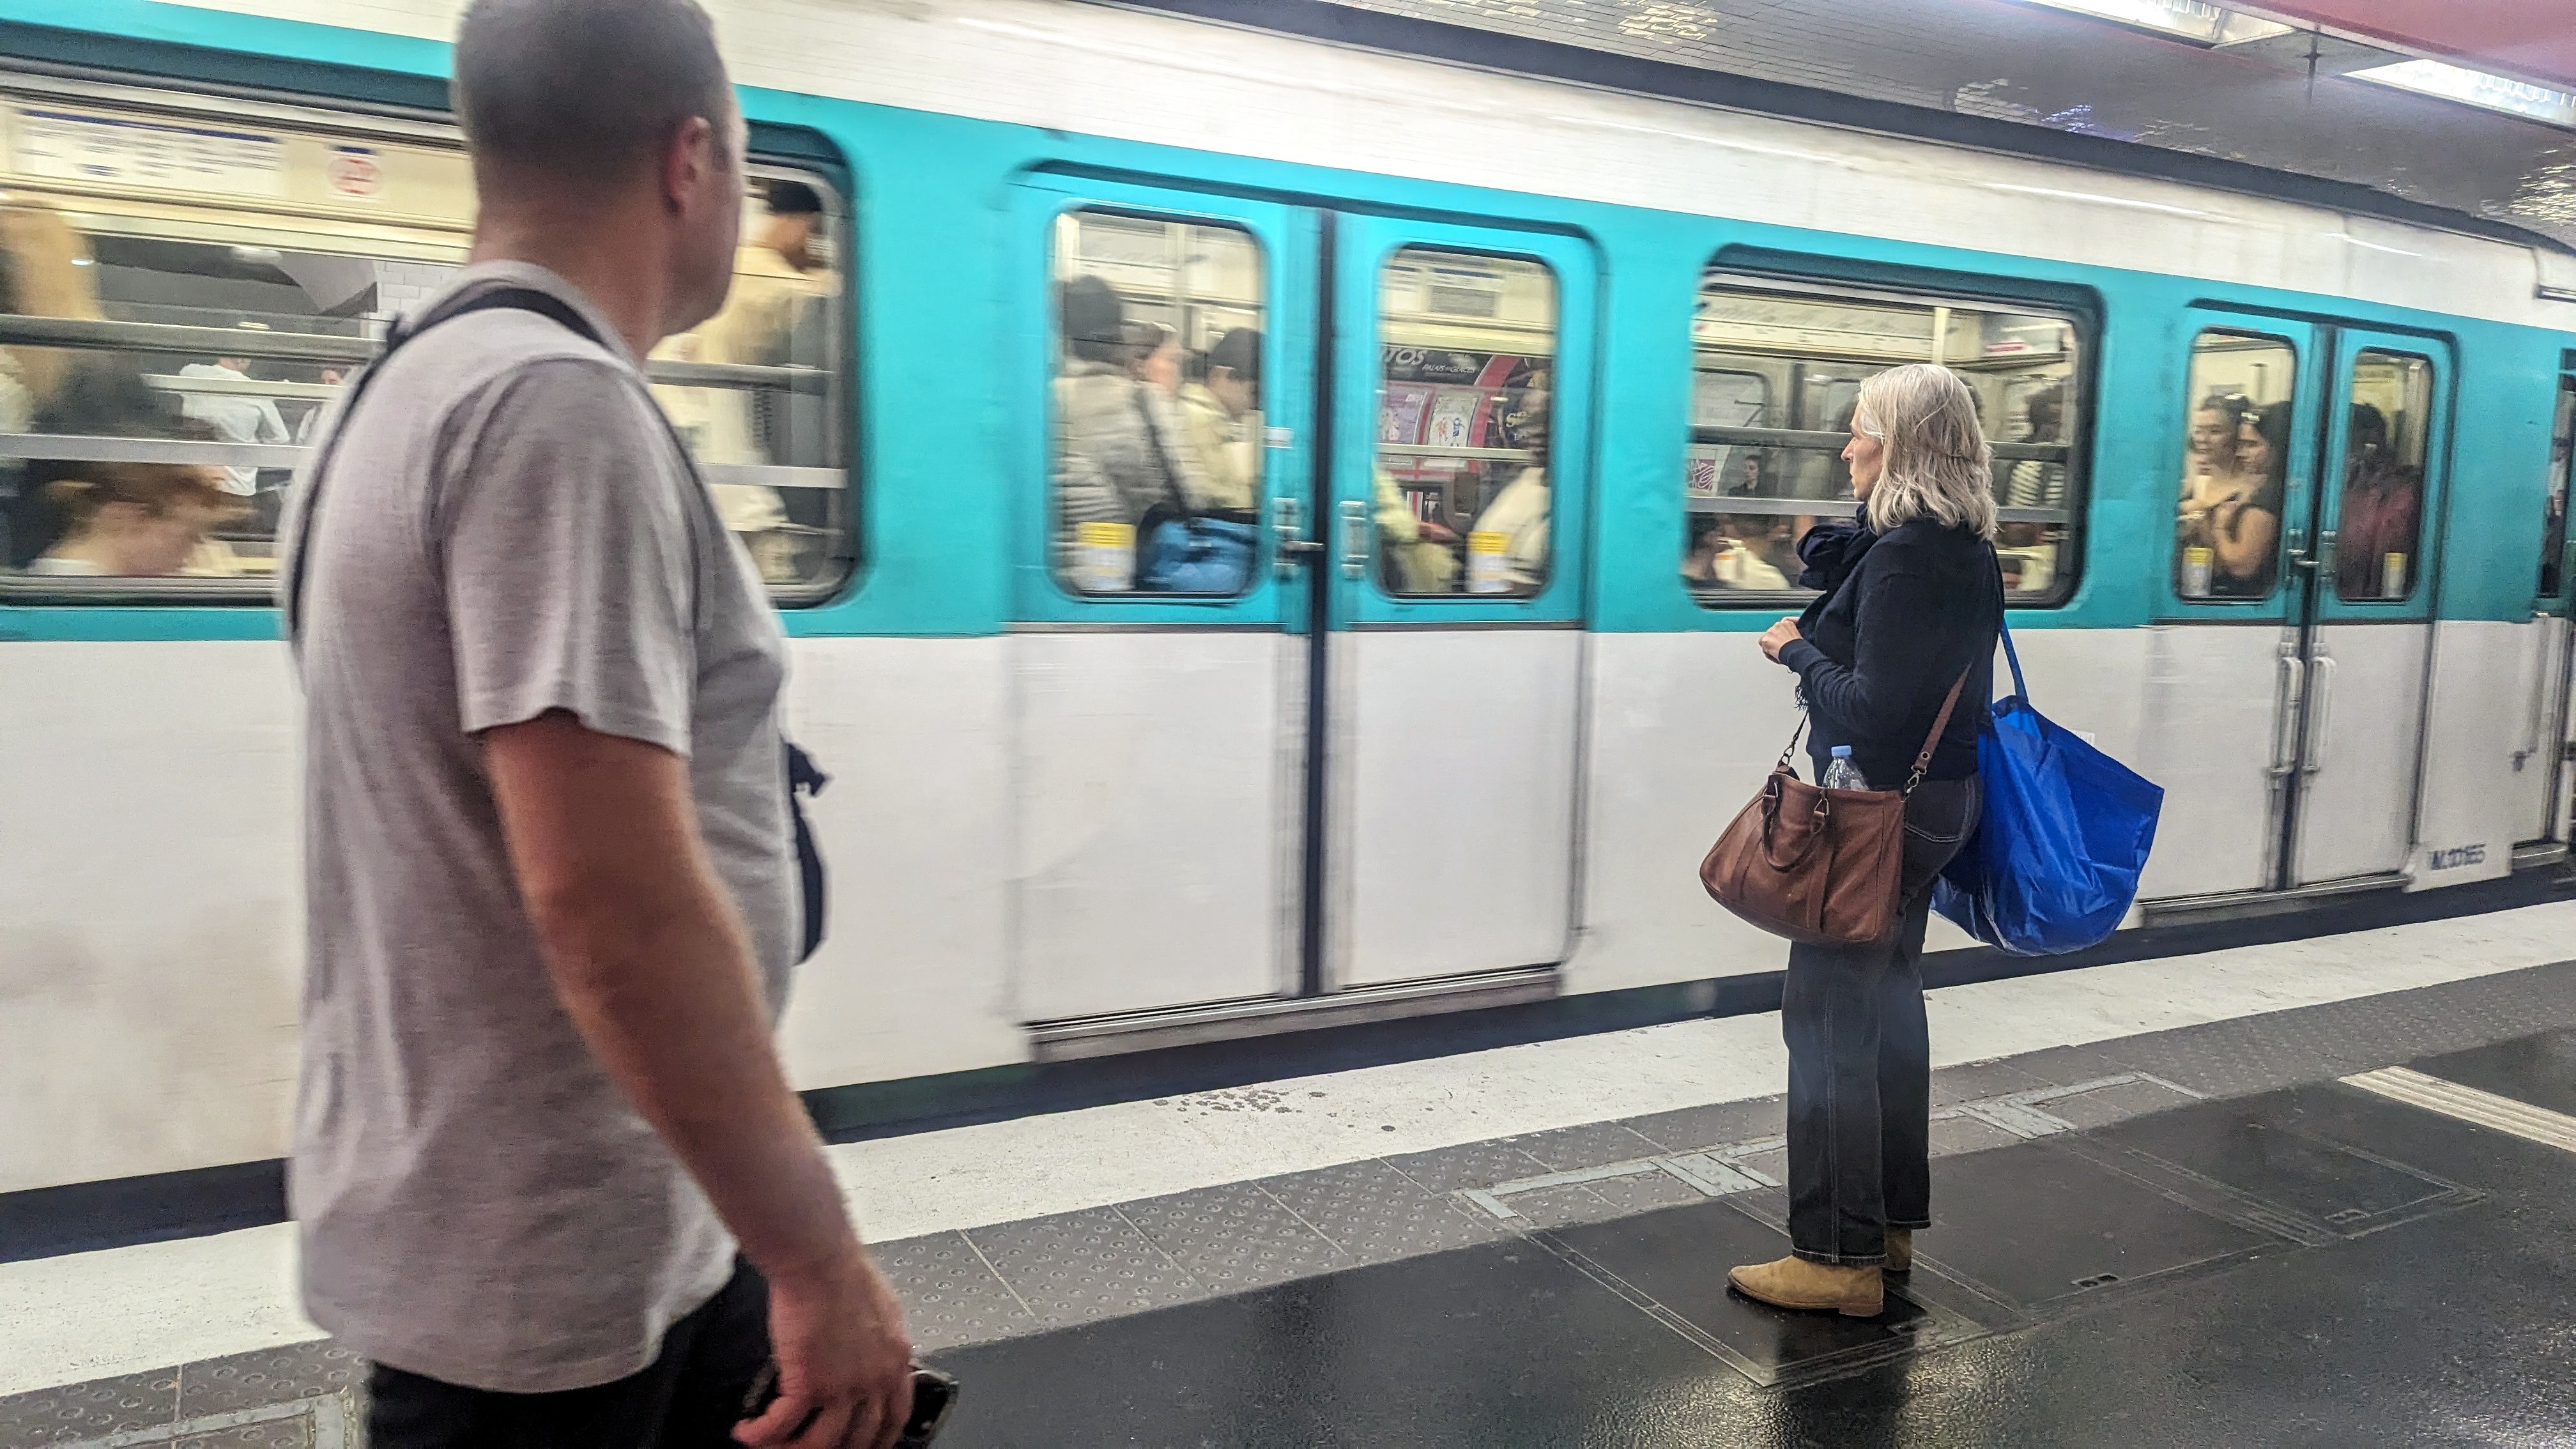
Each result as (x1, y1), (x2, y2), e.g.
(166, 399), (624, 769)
(1991, 550), (2029, 702)
(1998, 615), (2029, 701)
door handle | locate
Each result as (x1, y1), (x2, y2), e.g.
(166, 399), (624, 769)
(2301, 652), (2338, 778)
(1337, 499), (1370, 579)
(2267, 649), (2306, 780)
(2515, 618), (2558, 770)
(1271, 496), (1319, 578)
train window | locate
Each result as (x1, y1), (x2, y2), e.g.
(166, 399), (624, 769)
(1049, 209), (1264, 596)
(0, 80), (852, 602)
(1685, 273), (2081, 604)
(2543, 377), (2573, 599)
(1374, 248), (1555, 597)
(2174, 332), (2296, 602)
(2334, 351), (2434, 603)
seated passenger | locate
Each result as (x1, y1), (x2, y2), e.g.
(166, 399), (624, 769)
(27, 417), (243, 578)
(1682, 519), (1790, 590)
(1179, 327), (1261, 518)
(1053, 274), (1208, 590)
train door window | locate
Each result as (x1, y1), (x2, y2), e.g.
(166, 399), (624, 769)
(1373, 247), (1555, 597)
(2543, 376), (2573, 599)
(2173, 332), (2297, 602)
(1685, 272), (2082, 603)
(1048, 208), (1264, 596)
(0, 78), (852, 602)
(2333, 350), (2435, 602)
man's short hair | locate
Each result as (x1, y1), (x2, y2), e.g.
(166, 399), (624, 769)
(766, 180), (823, 217)
(1208, 328), (1261, 385)
(454, 0), (733, 183)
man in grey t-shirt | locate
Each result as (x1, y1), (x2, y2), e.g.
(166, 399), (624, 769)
(284, 2), (910, 1445)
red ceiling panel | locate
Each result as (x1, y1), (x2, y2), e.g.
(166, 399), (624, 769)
(2254, 1), (2576, 91)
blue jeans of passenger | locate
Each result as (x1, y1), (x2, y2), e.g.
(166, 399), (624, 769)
(1782, 776), (1981, 1266)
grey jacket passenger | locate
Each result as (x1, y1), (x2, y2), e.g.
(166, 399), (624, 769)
(1051, 276), (1211, 587)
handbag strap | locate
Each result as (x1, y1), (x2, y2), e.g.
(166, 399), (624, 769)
(1903, 668), (1973, 797)
(286, 285), (602, 652)
(1130, 381), (1195, 523)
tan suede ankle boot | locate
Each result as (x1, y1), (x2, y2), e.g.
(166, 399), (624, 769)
(1726, 1254), (1884, 1317)
(1885, 1229), (1913, 1274)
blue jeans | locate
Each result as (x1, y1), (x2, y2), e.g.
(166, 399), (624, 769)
(1781, 776), (1980, 1266)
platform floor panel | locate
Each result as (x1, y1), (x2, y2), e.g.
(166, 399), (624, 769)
(11, 908), (2576, 1443)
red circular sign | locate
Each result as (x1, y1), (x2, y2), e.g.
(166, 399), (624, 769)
(327, 151), (382, 199)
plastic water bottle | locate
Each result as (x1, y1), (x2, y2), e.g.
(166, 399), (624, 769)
(1823, 745), (1867, 792)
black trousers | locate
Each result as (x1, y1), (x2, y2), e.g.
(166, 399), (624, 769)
(367, 1260), (771, 1449)
(1781, 777), (1981, 1266)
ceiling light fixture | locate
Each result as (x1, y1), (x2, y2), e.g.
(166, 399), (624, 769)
(2349, 58), (2576, 129)
(2004, 0), (2290, 45)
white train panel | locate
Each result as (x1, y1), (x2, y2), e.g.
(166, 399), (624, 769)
(1006, 629), (1295, 1020)
(2410, 617), (2556, 889)
(156, 0), (2576, 330)
(0, 642), (298, 1194)
(1328, 629), (1580, 988)
(2296, 622), (2430, 884)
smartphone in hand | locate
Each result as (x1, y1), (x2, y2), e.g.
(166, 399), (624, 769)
(740, 1360), (959, 1446)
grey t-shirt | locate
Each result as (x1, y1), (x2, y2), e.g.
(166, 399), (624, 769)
(286, 262), (796, 1393)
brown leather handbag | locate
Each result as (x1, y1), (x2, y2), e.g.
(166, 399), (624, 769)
(1699, 673), (1971, 947)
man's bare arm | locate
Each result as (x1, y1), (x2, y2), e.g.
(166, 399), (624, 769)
(484, 710), (909, 1448)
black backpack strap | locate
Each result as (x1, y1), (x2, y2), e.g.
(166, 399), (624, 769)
(285, 286), (606, 647)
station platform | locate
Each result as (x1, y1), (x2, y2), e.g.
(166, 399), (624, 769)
(10, 901), (2576, 1445)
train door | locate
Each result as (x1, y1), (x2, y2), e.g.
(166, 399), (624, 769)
(1012, 185), (1594, 1027)
(2281, 332), (2451, 886)
(2530, 374), (2576, 846)
(2152, 318), (2324, 898)
(1011, 181), (1315, 1022)
(1321, 216), (1595, 989)
(2157, 317), (2448, 896)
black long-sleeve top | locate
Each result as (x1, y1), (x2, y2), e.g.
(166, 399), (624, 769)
(1777, 519), (2001, 788)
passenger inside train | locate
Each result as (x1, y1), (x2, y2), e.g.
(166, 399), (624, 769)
(1052, 272), (1211, 592)
(2339, 398), (2428, 601)
(1176, 325), (1261, 518)
(1687, 282), (2076, 601)
(24, 378), (240, 579)
(2176, 392), (2288, 599)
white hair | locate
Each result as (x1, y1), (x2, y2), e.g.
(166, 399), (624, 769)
(1854, 364), (1999, 540)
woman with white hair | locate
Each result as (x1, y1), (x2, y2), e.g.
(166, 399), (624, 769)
(1729, 362), (2005, 1319)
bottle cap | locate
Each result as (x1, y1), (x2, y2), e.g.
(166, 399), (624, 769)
(1831, 745), (1852, 758)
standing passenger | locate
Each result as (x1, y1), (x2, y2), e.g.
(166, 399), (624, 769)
(2334, 402), (2423, 600)
(175, 355), (290, 496)
(1053, 274), (1206, 588)
(1178, 326), (1261, 517)
(1731, 364), (2003, 1319)
(663, 178), (834, 581)
(284, 1), (914, 1445)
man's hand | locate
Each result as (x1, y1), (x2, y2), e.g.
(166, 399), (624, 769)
(735, 1248), (915, 1449)
(1759, 616), (1802, 663)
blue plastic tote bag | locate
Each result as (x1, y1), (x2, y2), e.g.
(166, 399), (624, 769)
(1931, 619), (2164, 955)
